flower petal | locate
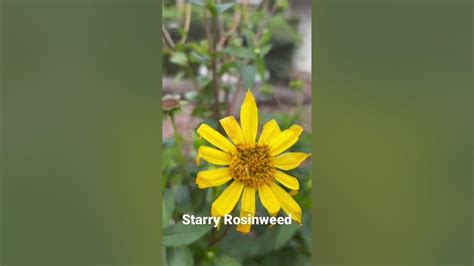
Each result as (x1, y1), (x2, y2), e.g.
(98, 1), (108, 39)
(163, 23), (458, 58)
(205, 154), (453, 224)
(196, 168), (232, 189)
(211, 181), (244, 217)
(258, 184), (281, 216)
(274, 170), (299, 191)
(267, 125), (303, 156)
(258, 119), (281, 145)
(196, 146), (231, 165)
(236, 186), (256, 233)
(240, 89), (258, 144)
(220, 116), (245, 145)
(273, 152), (311, 170)
(197, 124), (236, 154)
(270, 182), (302, 223)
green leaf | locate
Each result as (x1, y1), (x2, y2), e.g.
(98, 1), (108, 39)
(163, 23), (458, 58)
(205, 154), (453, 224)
(173, 185), (191, 205)
(240, 64), (256, 90)
(162, 189), (175, 229)
(224, 47), (256, 60)
(214, 254), (241, 266)
(274, 223), (301, 250)
(260, 44), (273, 56)
(189, 51), (210, 63)
(206, 0), (218, 16)
(168, 246), (194, 266)
(163, 221), (212, 247)
(170, 52), (188, 66)
(219, 227), (278, 258)
(289, 79), (304, 91)
(162, 247), (167, 266)
(216, 2), (235, 13)
(300, 213), (312, 252)
(244, 31), (255, 48)
(258, 30), (272, 46)
(276, 0), (289, 10)
(256, 56), (266, 80)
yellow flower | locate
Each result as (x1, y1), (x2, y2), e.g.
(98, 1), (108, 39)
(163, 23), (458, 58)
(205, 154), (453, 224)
(195, 89), (310, 233)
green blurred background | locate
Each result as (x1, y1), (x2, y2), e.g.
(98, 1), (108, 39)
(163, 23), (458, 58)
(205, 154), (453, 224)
(0, 0), (472, 265)
(1, 1), (162, 264)
(314, 1), (472, 265)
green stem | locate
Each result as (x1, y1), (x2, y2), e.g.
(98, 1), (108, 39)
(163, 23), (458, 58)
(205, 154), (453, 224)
(170, 114), (189, 178)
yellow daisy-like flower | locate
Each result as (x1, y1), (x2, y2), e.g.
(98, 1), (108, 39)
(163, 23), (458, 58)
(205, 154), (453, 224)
(195, 89), (310, 233)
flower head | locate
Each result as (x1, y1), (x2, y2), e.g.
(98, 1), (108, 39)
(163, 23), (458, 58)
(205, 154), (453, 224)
(162, 94), (187, 115)
(195, 90), (310, 233)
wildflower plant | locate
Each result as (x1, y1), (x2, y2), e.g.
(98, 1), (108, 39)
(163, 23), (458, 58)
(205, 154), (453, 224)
(195, 90), (310, 233)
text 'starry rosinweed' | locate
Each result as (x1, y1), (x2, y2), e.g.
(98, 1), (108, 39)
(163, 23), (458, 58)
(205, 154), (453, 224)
(195, 90), (310, 233)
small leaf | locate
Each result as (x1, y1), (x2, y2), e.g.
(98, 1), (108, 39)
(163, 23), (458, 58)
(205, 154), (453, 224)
(274, 223), (300, 250)
(240, 64), (257, 90)
(170, 52), (188, 66)
(189, 51), (210, 63)
(300, 213), (312, 252)
(163, 221), (212, 246)
(214, 254), (241, 266)
(256, 56), (266, 80)
(162, 189), (175, 229)
(168, 246), (194, 266)
(224, 47), (256, 60)
(206, 0), (218, 16)
(260, 44), (273, 56)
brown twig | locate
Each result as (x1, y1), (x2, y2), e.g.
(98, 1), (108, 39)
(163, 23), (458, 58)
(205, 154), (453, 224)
(209, 224), (232, 246)
(204, 9), (221, 122)
(217, 0), (225, 42)
(227, 79), (243, 115)
(217, 9), (242, 49)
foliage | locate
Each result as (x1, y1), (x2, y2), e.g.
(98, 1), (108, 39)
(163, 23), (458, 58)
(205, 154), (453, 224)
(162, 1), (310, 265)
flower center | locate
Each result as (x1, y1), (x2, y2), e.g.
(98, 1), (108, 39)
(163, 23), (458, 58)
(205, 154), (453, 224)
(229, 143), (275, 188)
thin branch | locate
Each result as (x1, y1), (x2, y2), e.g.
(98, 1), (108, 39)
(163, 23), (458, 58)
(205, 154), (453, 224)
(217, 9), (242, 49)
(162, 24), (176, 50)
(179, 3), (192, 44)
(203, 9), (213, 47)
(216, 0), (225, 43)
(204, 8), (221, 122)
(209, 224), (232, 246)
(254, 4), (277, 44)
(227, 79), (243, 115)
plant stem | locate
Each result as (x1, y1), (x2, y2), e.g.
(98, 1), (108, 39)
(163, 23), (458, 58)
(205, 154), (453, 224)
(179, 3), (192, 44)
(211, 55), (221, 122)
(204, 8), (221, 122)
(169, 113), (189, 179)
(209, 224), (232, 246)
(162, 25), (176, 50)
(185, 63), (200, 91)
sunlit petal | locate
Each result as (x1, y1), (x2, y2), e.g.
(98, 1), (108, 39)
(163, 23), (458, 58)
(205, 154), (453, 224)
(273, 152), (311, 170)
(211, 181), (245, 217)
(267, 125), (303, 156)
(240, 90), (258, 144)
(196, 168), (232, 188)
(258, 119), (281, 145)
(270, 182), (301, 223)
(236, 186), (256, 233)
(196, 146), (231, 165)
(258, 183), (281, 216)
(197, 124), (236, 154)
(220, 116), (245, 145)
